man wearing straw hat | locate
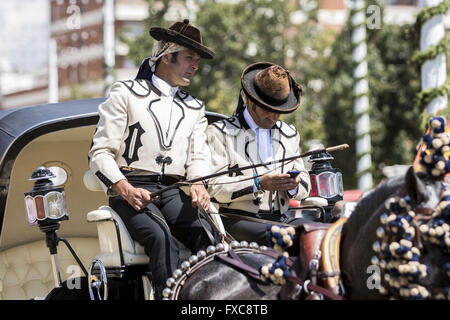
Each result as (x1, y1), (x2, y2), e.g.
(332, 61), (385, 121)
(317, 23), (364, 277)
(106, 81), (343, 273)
(207, 62), (311, 245)
(89, 20), (217, 299)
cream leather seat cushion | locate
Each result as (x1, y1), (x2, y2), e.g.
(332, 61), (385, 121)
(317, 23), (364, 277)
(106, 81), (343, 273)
(87, 205), (191, 266)
(87, 206), (149, 266)
(0, 237), (99, 300)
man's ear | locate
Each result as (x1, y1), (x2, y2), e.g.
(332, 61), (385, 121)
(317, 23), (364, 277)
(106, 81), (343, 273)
(405, 166), (427, 205)
(160, 54), (170, 65)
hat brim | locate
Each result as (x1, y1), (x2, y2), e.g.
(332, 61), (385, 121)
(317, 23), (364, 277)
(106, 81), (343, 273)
(241, 62), (301, 114)
(150, 27), (215, 59)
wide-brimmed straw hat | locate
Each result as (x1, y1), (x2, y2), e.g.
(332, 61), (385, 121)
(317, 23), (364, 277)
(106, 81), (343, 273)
(241, 62), (302, 114)
(149, 19), (215, 59)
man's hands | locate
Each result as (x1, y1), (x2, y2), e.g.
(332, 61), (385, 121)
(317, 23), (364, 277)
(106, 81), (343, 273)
(112, 179), (210, 212)
(190, 182), (210, 211)
(259, 173), (300, 192)
(112, 179), (153, 211)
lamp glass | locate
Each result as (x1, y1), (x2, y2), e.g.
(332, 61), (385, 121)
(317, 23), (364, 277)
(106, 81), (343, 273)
(318, 172), (337, 198)
(25, 195), (37, 226)
(35, 196), (46, 220)
(311, 171), (344, 199)
(45, 191), (66, 219)
(336, 172), (344, 196)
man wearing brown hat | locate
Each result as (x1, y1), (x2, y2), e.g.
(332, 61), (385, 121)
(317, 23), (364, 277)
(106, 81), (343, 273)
(89, 20), (217, 299)
(206, 62), (311, 245)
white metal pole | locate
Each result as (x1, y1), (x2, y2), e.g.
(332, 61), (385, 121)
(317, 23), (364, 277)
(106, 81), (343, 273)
(104, 0), (115, 93)
(352, 0), (373, 191)
(50, 253), (63, 288)
(418, 0), (448, 115)
(48, 38), (59, 103)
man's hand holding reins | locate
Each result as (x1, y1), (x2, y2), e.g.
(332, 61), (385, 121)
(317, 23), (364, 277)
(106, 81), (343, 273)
(260, 173), (300, 191)
(190, 181), (210, 211)
(113, 179), (154, 211)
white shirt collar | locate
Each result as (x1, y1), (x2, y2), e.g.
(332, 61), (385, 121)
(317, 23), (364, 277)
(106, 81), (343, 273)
(243, 107), (260, 131)
(152, 74), (178, 97)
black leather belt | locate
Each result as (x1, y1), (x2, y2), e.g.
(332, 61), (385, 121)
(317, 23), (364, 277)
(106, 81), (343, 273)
(126, 174), (181, 186)
(220, 208), (281, 220)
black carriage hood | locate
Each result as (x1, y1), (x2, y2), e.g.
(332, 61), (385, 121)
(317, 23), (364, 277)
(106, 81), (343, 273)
(0, 98), (105, 233)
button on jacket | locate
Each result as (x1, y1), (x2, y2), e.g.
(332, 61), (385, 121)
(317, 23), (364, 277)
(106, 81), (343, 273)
(89, 77), (211, 193)
(206, 111), (311, 214)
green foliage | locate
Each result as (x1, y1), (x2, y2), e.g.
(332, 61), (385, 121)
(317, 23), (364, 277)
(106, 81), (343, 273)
(323, 15), (422, 189)
(414, 0), (450, 30)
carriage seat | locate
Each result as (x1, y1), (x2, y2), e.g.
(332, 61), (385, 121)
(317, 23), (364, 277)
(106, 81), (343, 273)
(86, 206), (149, 267)
(84, 170), (192, 268)
(0, 237), (99, 300)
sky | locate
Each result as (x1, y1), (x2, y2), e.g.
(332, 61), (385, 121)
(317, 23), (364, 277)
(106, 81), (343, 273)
(0, 0), (49, 73)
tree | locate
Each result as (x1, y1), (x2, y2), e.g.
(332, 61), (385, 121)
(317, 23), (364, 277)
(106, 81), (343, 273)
(322, 6), (422, 189)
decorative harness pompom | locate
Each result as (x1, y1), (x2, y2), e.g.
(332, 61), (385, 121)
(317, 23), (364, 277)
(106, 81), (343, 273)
(419, 189), (450, 253)
(259, 224), (295, 285)
(373, 195), (431, 299)
(371, 117), (450, 299)
(266, 224), (295, 252)
(418, 116), (450, 179)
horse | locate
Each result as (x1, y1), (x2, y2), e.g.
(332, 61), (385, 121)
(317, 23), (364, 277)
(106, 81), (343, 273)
(340, 166), (449, 299)
(340, 116), (450, 300)
(161, 242), (301, 300)
(161, 225), (344, 300)
(161, 166), (447, 300)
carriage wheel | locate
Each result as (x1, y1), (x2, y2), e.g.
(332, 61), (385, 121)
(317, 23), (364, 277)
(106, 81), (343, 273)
(88, 259), (108, 300)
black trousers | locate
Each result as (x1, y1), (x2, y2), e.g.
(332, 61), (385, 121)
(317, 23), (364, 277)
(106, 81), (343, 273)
(221, 210), (310, 246)
(109, 177), (217, 296)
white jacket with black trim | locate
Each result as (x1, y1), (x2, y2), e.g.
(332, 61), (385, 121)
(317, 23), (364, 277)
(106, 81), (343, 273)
(89, 78), (210, 193)
(206, 112), (311, 214)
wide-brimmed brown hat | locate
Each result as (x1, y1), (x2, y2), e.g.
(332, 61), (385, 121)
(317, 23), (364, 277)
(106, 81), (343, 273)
(241, 62), (302, 114)
(149, 19), (215, 59)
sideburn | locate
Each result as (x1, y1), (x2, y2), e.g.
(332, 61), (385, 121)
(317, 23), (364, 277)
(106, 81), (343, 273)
(170, 52), (179, 64)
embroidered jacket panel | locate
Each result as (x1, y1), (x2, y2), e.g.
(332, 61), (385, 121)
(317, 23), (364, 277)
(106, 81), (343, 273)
(89, 79), (210, 193)
(206, 113), (311, 214)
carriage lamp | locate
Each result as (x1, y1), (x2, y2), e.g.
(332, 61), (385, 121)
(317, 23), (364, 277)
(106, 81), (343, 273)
(24, 166), (69, 288)
(24, 166), (69, 226)
(308, 150), (344, 215)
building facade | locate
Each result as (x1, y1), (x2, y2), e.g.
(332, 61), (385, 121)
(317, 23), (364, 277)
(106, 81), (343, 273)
(1, 0), (148, 109)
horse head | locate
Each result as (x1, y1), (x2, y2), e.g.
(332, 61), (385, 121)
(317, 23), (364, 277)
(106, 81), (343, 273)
(373, 166), (449, 299)
(341, 116), (449, 300)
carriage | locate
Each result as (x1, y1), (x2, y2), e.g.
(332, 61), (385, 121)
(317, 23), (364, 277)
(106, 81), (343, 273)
(1, 98), (447, 301)
(0, 99), (343, 300)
